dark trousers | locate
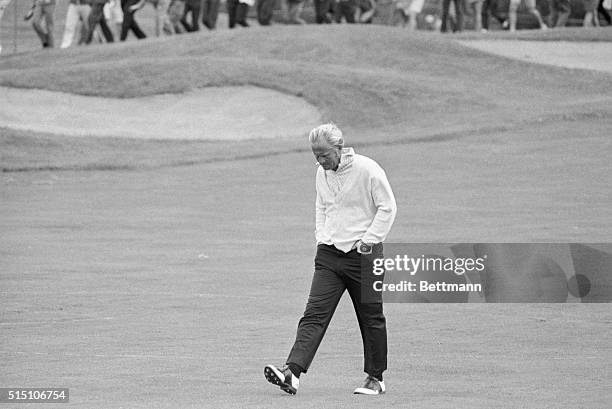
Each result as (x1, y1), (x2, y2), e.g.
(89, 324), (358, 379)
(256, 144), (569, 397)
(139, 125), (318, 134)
(334, 0), (356, 22)
(599, 0), (612, 25)
(256, 0), (276, 25)
(86, 3), (114, 43)
(314, 0), (332, 23)
(202, 0), (220, 28)
(181, 0), (201, 31)
(286, 244), (387, 377)
(121, 0), (147, 40)
(481, 0), (505, 29)
(441, 0), (463, 32)
(549, 0), (570, 27)
(227, 0), (249, 27)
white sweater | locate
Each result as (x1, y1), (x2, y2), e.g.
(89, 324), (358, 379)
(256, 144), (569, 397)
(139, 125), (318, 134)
(315, 148), (397, 253)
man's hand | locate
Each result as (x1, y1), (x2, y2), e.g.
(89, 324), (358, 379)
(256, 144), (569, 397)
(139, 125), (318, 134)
(354, 240), (373, 255)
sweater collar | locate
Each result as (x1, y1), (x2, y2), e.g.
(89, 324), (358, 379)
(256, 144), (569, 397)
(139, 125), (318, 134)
(328, 147), (354, 173)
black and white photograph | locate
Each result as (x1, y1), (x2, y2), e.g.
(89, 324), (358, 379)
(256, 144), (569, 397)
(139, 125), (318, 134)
(1, 0), (611, 407)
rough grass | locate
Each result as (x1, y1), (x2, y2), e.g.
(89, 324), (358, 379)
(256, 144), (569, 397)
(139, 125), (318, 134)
(1, 25), (611, 172)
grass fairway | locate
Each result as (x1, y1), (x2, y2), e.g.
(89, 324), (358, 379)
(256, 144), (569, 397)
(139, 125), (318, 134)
(1, 24), (612, 408)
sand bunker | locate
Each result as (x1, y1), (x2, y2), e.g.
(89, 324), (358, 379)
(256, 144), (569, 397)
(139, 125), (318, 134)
(0, 86), (321, 140)
(458, 40), (612, 74)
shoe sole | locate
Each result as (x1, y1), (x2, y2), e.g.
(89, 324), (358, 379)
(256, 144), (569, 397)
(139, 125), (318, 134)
(354, 388), (385, 395)
(264, 365), (297, 395)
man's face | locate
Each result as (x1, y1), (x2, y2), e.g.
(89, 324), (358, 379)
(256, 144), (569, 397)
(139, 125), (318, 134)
(312, 141), (342, 171)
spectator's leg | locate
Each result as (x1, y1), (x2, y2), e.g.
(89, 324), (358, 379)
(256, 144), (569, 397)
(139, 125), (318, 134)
(320, 0), (332, 22)
(61, 3), (78, 48)
(32, 3), (49, 47)
(489, 0), (506, 25)
(481, 0), (490, 29)
(554, 0), (569, 26)
(180, 3), (192, 31)
(408, 11), (417, 29)
(170, 0), (185, 32)
(42, 3), (56, 47)
(313, 0), (324, 22)
(333, 0), (342, 22)
(85, 4), (101, 43)
(473, 0), (483, 30)
(508, 0), (519, 31)
(256, 0), (270, 24)
(453, 0), (463, 31)
(191, 1), (201, 30)
(131, 10), (147, 37)
(210, 0), (223, 27)
(441, 0), (451, 31)
(77, 4), (92, 45)
(237, 2), (249, 25)
(342, 0), (356, 22)
(227, 0), (237, 27)
(158, 0), (174, 34)
(525, 0), (546, 27)
(120, 7), (130, 40)
(99, 11), (114, 41)
(598, 0), (612, 24)
(408, 0), (423, 30)
(390, 7), (402, 26)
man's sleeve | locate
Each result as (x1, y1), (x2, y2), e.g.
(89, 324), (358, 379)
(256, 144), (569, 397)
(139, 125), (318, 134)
(361, 165), (397, 244)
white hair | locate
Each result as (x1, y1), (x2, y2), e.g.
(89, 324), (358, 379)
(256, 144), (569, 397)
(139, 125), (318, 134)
(308, 123), (344, 149)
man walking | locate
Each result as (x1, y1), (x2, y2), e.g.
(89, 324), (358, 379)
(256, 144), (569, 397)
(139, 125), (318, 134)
(264, 123), (397, 395)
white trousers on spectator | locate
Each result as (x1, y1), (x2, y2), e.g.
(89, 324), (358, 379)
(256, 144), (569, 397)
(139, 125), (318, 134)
(60, 3), (92, 48)
(155, 0), (173, 35)
(105, 0), (123, 24)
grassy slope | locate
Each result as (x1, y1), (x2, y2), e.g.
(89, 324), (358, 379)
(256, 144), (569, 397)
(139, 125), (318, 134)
(1, 25), (611, 171)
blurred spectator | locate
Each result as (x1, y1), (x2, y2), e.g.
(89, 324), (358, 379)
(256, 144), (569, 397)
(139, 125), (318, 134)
(60, 0), (91, 49)
(598, 0), (611, 25)
(287, 0), (306, 23)
(202, 0), (221, 29)
(548, 0), (570, 27)
(356, 0), (376, 22)
(106, 0), (124, 38)
(583, 0), (599, 25)
(465, 0), (484, 30)
(508, 0), (547, 31)
(181, 0), (201, 31)
(392, 0), (423, 30)
(334, 0), (357, 22)
(481, 0), (507, 31)
(168, 0), (185, 32)
(31, 0), (56, 48)
(0, 0), (10, 54)
(148, 0), (173, 35)
(121, 0), (147, 40)
(313, 0), (333, 23)
(227, 0), (251, 27)
(86, 0), (115, 43)
(441, 0), (463, 32)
